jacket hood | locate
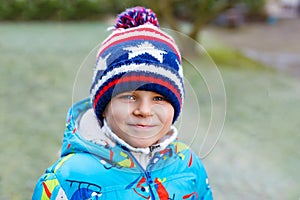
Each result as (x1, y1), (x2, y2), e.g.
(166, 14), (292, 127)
(60, 98), (178, 169)
(61, 98), (112, 160)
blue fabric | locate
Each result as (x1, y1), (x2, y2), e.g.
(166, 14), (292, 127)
(32, 99), (213, 200)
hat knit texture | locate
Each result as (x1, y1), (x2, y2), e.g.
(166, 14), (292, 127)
(90, 6), (184, 124)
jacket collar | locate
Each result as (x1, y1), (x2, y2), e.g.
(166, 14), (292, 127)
(101, 120), (178, 155)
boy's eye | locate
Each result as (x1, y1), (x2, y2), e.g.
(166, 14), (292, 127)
(120, 94), (135, 100)
(153, 96), (165, 101)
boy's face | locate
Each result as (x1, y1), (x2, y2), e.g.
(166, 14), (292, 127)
(103, 90), (174, 148)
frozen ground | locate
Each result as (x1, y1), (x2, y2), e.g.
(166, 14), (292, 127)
(199, 18), (300, 199)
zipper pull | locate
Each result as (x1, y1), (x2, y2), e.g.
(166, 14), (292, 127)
(149, 144), (160, 152)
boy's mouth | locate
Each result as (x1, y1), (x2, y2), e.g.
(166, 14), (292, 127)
(129, 123), (156, 128)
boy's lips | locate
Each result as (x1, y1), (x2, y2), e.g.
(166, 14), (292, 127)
(126, 123), (160, 139)
(128, 123), (156, 128)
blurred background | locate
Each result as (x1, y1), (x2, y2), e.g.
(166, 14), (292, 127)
(0, 0), (299, 199)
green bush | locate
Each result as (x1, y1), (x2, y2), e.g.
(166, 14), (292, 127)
(23, 0), (60, 20)
(0, 0), (110, 21)
(0, 1), (26, 20)
(0, 0), (266, 21)
(58, 0), (103, 20)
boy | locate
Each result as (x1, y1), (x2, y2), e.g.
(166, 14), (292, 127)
(32, 6), (213, 200)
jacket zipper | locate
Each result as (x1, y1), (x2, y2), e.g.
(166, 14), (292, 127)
(123, 146), (156, 199)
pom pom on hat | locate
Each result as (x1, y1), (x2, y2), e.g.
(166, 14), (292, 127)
(114, 6), (159, 29)
(90, 6), (184, 124)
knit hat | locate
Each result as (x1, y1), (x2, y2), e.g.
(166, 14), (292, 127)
(90, 6), (184, 124)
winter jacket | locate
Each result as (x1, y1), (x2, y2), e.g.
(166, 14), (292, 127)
(32, 98), (213, 200)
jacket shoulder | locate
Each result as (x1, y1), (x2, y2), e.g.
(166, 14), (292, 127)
(33, 153), (108, 199)
(32, 171), (67, 200)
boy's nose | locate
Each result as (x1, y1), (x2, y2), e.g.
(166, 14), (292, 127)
(133, 99), (153, 117)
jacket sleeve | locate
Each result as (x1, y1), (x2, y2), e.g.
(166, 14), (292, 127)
(201, 181), (213, 200)
(32, 153), (75, 199)
(32, 172), (68, 200)
(193, 152), (214, 200)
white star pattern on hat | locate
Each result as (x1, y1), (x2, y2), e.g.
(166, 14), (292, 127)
(95, 53), (111, 71)
(92, 53), (111, 80)
(123, 41), (166, 63)
(176, 59), (183, 77)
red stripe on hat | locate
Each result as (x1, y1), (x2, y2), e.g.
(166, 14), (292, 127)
(99, 28), (181, 61)
(103, 26), (175, 46)
(98, 35), (181, 62)
(93, 75), (182, 109)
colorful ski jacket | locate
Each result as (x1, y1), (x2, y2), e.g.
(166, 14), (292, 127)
(32, 98), (213, 200)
